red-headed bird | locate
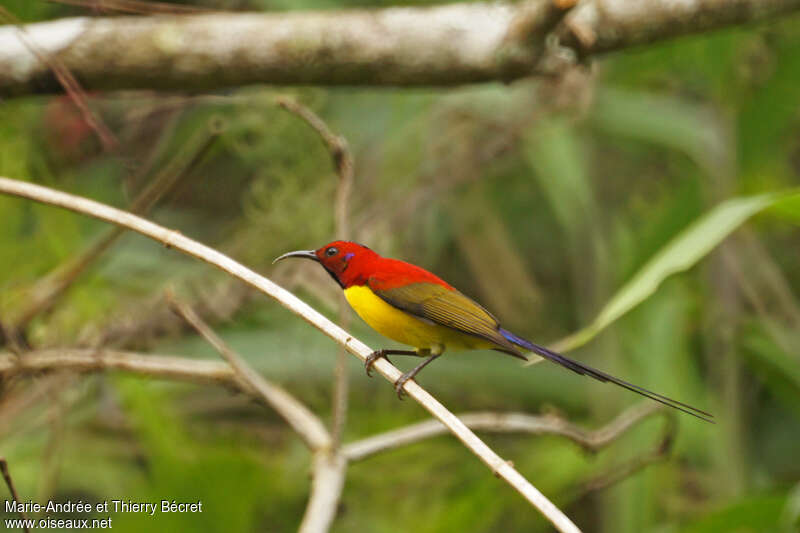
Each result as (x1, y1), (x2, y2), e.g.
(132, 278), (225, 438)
(275, 241), (713, 422)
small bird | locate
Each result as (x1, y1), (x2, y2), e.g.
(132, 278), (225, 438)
(275, 241), (713, 422)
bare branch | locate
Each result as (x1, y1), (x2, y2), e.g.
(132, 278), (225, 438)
(0, 349), (236, 386)
(0, 6), (117, 149)
(0, 458), (31, 533)
(166, 291), (332, 451)
(0, 176), (581, 533)
(343, 402), (665, 461)
(576, 412), (675, 496)
(558, 0), (800, 56)
(299, 451), (347, 533)
(276, 96), (354, 450)
(46, 0), (215, 15)
(0, 0), (796, 96)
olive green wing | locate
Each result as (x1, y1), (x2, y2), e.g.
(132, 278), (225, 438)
(368, 280), (525, 359)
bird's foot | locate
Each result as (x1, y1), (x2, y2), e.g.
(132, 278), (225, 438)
(365, 350), (388, 377)
(393, 372), (413, 399)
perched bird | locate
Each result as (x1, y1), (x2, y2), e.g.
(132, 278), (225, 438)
(275, 241), (713, 422)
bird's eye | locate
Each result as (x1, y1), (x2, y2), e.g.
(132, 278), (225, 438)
(325, 247), (338, 257)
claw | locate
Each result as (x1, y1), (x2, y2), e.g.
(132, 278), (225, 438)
(394, 375), (410, 399)
(364, 350), (383, 377)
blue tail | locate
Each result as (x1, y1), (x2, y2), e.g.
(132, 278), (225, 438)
(499, 328), (714, 423)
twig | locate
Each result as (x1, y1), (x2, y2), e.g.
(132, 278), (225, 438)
(10, 121), (221, 334)
(0, 7), (116, 150)
(46, 0), (215, 14)
(166, 291), (332, 451)
(343, 402), (665, 461)
(0, 458), (31, 533)
(575, 409), (676, 497)
(277, 96), (354, 449)
(0, 176), (581, 533)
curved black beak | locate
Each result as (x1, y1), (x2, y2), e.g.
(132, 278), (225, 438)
(272, 249), (319, 264)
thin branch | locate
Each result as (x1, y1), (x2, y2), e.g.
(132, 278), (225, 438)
(299, 451), (347, 533)
(0, 176), (581, 533)
(0, 349), (236, 386)
(276, 96), (354, 450)
(46, 0), (215, 15)
(343, 402), (665, 462)
(0, 458), (32, 533)
(0, 0), (797, 96)
(575, 412), (675, 497)
(10, 122), (220, 334)
(166, 291), (332, 451)
(0, 7), (116, 149)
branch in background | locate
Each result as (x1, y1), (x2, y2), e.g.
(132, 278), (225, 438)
(0, 349), (236, 386)
(343, 402), (667, 461)
(166, 290), (332, 452)
(0, 458), (32, 533)
(46, 0), (215, 15)
(0, 347), (675, 530)
(9, 121), (221, 337)
(0, 177), (580, 533)
(0, 7), (116, 149)
(3, 0), (795, 95)
(558, 0), (799, 55)
(575, 410), (675, 498)
(277, 96), (354, 450)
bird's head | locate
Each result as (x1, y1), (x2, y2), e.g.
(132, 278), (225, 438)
(273, 240), (377, 288)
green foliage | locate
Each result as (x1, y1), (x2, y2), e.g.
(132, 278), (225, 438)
(554, 190), (800, 353)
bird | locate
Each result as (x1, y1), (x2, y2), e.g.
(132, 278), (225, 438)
(274, 240), (713, 423)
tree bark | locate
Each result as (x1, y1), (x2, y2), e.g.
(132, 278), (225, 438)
(0, 0), (797, 97)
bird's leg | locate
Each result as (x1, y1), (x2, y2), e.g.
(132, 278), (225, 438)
(394, 352), (442, 399)
(364, 349), (419, 377)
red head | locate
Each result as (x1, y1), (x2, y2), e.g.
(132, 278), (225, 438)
(273, 240), (379, 288)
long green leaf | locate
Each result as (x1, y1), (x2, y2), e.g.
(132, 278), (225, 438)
(546, 190), (800, 354)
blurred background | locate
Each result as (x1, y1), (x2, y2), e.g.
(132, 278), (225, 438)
(0, 0), (799, 532)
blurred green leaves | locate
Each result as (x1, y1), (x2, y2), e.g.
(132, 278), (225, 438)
(552, 190), (800, 353)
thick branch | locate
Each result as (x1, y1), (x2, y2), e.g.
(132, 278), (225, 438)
(2, 0), (794, 95)
(0, 176), (580, 533)
(560, 0), (800, 54)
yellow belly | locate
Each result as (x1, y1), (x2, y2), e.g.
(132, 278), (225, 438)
(343, 285), (495, 354)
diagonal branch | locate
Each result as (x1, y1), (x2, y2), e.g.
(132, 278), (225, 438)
(0, 7), (117, 149)
(0, 176), (581, 533)
(46, 0), (215, 15)
(166, 291), (332, 452)
(0, 458), (31, 533)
